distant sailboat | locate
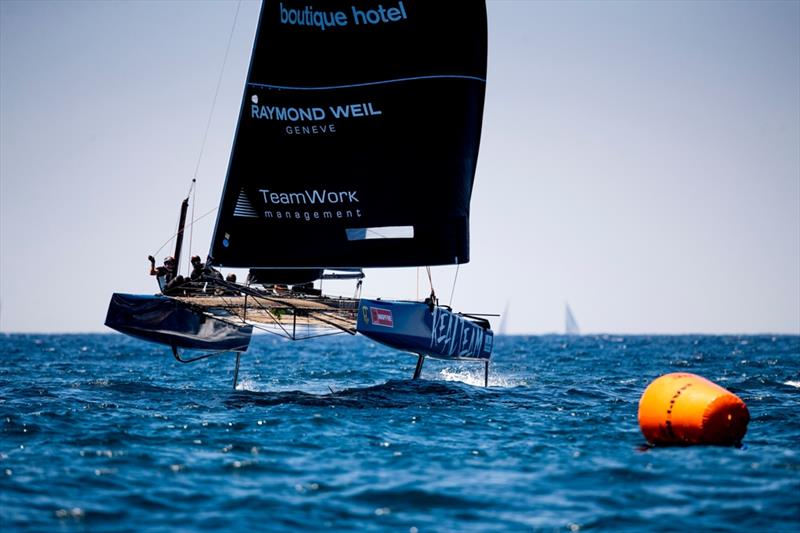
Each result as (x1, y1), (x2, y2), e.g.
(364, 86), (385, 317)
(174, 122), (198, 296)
(498, 301), (510, 335)
(565, 303), (580, 335)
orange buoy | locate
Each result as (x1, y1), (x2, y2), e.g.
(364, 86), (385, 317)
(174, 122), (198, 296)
(638, 372), (749, 446)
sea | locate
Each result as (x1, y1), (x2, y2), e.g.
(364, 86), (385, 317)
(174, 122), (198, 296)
(1, 333), (798, 532)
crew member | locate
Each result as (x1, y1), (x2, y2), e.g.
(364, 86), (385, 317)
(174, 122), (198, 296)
(149, 255), (178, 292)
(190, 255), (223, 281)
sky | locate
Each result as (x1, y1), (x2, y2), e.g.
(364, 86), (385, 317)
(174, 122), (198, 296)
(1, 0), (798, 334)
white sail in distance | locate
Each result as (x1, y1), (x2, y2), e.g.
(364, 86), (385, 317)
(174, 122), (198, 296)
(565, 303), (580, 335)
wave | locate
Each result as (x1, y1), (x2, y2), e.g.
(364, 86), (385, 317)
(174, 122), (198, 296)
(224, 378), (488, 410)
(436, 367), (527, 388)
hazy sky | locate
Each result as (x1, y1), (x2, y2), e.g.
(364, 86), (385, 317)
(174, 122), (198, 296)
(1, 0), (798, 334)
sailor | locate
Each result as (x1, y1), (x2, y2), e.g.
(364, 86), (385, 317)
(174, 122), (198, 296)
(190, 255), (223, 281)
(189, 255), (204, 281)
(148, 255), (178, 292)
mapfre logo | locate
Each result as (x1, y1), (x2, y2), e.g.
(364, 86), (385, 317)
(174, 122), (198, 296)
(370, 307), (394, 328)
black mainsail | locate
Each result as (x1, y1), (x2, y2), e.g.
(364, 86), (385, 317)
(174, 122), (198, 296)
(209, 0), (487, 268)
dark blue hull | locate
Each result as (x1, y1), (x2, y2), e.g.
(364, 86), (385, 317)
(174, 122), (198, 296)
(356, 299), (493, 361)
(105, 293), (252, 352)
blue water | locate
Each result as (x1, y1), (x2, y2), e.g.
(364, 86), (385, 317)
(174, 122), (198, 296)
(1, 334), (798, 532)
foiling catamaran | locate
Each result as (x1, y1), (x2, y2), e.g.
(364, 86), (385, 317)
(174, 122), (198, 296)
(105, 0), (495, 388)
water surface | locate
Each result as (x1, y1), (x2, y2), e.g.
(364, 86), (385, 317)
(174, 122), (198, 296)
(1, 334), (798, 531)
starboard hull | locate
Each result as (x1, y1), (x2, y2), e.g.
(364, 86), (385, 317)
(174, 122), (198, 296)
(105, 293), (252, 352)
(356, 299), (493, 361)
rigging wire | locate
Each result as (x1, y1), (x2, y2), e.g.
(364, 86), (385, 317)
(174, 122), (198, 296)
(151, 206), (219, 259)
(191, 0), (242, 182)
(449, 258), (460, 307)
(177, 0), (241, 273)
(425, 266), (436, 303)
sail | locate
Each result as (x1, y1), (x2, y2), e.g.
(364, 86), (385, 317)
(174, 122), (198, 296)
(209, 0), (487, 268)
(498, 301), (510, 336)
(565, 304), (580, 335)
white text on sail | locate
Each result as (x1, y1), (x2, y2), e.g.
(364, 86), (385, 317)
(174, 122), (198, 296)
(259, 189), (360, 205)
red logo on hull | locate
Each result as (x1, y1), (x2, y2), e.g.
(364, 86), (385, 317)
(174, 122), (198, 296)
(370, 307), (394, 327)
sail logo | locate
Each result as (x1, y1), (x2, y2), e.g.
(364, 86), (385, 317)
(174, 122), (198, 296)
(233, 189), (259, 218)
(250, 103), (382, 121)
(370, 307), (394, 328)
(280, 3), (348, 31)
(259, 189), (358, 205)
(250, 97), (382, 136)
(329, 103), (382, 119)
(253, 188), (364, 222)
(279, 2), (408, 31)
(251, 105), (325, 121)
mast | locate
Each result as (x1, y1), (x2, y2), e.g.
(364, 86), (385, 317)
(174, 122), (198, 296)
(173, 198), (190, 273)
